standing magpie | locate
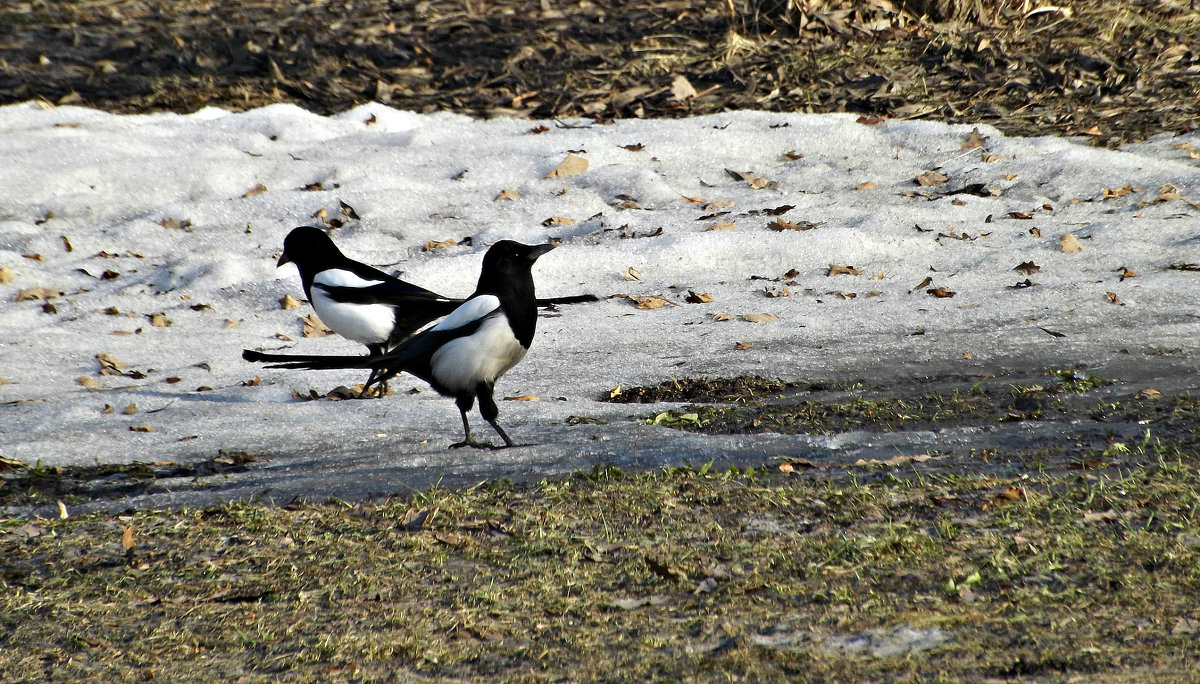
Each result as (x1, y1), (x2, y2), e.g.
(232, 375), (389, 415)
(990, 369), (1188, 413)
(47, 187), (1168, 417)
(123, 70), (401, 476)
(245, 240), (555, 449)
(273, 226), (593, 395)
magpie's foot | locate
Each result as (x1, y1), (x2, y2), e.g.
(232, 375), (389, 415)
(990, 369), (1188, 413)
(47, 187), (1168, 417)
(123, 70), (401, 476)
(450, 439), (497, 450)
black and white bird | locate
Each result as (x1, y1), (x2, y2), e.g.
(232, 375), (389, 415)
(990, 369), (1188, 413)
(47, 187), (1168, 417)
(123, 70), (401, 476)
(274, 226), (592, 394)
(246, 240), (556, 449)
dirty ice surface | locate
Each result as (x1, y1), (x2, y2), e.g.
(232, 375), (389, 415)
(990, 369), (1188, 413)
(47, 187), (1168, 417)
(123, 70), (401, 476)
(1, 102), (1198, 514)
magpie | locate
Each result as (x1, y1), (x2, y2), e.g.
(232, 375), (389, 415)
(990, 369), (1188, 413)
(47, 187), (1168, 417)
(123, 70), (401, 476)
(246, 240), (555, 449)
(273, 226), (594, 395)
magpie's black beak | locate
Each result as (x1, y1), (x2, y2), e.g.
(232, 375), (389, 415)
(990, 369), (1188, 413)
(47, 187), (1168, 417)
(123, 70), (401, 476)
(528, 243), (556, 261)
(277, 253), (292, 268)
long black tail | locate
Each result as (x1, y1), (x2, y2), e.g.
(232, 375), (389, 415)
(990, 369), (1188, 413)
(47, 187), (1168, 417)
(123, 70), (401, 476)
(536, 293), (598, 307)
(242, 349), (379, 371)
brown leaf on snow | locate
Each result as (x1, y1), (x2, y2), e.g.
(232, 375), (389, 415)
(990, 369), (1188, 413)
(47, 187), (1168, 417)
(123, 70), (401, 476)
(1106, 291), (1121, 304)
(503, 395), (540, 401)
(712, 313), (736, 321)
(705, 221), (736, 231)
(1138, 388), (1163, 400)
(725, 169), (777, 190)
(494, 188), (521, 201)
(302, 314), (332, 337)
(623, 267), (642, 281)
(614, 294), (674, 309)
(685, 291), (713, 304)
(780, 150), (804, 161)
(1014, 261), (1040, 275)
(77, 376), (100, 388)
(1059, 233), (1084, 253)
(1118, 267), (1138, 280)
(916, 170), (950, 186)
(149, 313), (171, 327)
(280, 294), (302, 310)
(423, 238), (458, 251)
(767, 218), (821, 232)
(15, 287), (63, 301)
(96, 353), (132, 374)
(0, 266), (14, 283)
(703, 200), (734, 210)
(928, 288), (956, 298)
(242, 183), (268, 198)
(827, 264), (862, 276)
(855, 181), (878, 190)
(911, 276), (933, 292)
(129, 425), (155, 433)
(1102, 184), (1134, 200)
(961, 127), (988, 150)
(1007, 211), (1033, 220)
(541, 216), (576, 227)
(742, 313), (781, 323)
(735, 342), (752, 350)
(545, 153), (588, 179)
(764, 286), (790, 298)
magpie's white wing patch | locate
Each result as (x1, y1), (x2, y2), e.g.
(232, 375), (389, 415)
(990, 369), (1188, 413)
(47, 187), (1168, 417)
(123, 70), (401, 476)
(433, 294), (501, 332)
(312, 269), (385, 289)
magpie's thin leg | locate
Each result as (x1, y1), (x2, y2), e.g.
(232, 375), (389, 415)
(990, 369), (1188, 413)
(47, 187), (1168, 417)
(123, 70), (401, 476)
(478, 384), (516, 448)
(450, 395), (492, 449)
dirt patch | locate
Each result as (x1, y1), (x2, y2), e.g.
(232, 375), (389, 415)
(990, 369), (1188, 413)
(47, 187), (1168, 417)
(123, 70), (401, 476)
(2, 1), (1196, 142)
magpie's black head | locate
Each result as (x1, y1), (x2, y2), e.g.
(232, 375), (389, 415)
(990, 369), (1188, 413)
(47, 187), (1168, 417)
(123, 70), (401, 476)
(476, 240), (555, 298)
(278, 226), (343, 270)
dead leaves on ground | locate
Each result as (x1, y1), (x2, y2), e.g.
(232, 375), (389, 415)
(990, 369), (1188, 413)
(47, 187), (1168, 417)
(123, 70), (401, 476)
(545, 153), (588, 179)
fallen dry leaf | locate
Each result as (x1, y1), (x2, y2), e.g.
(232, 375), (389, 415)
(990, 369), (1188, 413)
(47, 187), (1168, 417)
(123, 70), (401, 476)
(77, 376), (100, 388)
(1118, 267), (1138, 280)
(242, 183), (268, 198)
(1106, 291), (1120, 304)
(149, 313), (171, 327)
(541, 216), (576, 227)
(685, 291), (713, 304)
(928, 288), (956, 298)
(742, 313), (781, 323)
(1138, 388), (1163, 400)
(129, 425), (155, 433)
(1059, 233), (1084, 253)
(712, 313), (736, 321)
(280, 294), (302, 310)
(764, 286), (790, 298)
(302, 314), (331, 337)
(916, 170), (950, 186)
(503, 395), (539, 401)
(780, 150), (804, 161)
(623, 267), (642, 281)
(912, 276), (932, 292)
(494, 188), (520, 201)
(767, 218), (821, 232)
(827, 264), (862, 276)
(1082, 509), (1121, 523)
(982, 486), (1024, 510)
(1103, 184), (1134, 199)
(545, 153), (588, 179)
(422, 238), (458, 251)
(855, 181), (877, 191)
(14, 287), (62, 302)
(961, 127), (987, 150)
(1008, 211), (1033, 220)
(725, 169), (777, 190)
(0, 266), (14, 283)
(735, 342), (752, 350)
(1014, 261), (1040, 275)
(705, 221), (737, 231)
(670, 73), (697, 101)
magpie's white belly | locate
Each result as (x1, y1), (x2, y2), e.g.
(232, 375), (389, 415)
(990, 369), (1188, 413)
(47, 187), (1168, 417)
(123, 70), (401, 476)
(311, 293), (395, 346)
(431, 315), (528, 393)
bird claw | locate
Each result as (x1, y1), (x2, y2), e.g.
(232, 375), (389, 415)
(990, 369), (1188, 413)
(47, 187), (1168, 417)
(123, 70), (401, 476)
(449, 439), (504, 450)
